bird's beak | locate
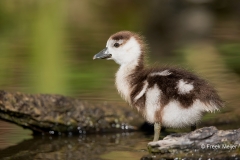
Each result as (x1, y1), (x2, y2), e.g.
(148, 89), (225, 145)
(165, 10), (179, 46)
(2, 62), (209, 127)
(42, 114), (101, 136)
(93, 47), (112, 60)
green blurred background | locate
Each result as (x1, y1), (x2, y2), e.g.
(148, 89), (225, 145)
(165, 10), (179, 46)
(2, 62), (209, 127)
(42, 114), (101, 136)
(0, 0), (240, 150)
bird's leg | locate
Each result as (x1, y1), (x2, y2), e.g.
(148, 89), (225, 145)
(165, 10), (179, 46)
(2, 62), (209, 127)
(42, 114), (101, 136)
(153, 122), (161, 141)
(191, 123), (197, 131)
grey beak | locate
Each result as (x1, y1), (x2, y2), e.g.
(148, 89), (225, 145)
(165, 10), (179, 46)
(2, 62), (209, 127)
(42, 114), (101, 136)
(93, 47), (112, 60)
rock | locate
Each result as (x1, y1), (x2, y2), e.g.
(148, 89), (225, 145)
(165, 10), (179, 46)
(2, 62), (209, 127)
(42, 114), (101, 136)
(145, 126), (240, 159)
(0, 90), (142, 134)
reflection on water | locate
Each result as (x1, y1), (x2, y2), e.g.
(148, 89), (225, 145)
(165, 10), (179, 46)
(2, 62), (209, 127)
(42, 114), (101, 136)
(0, 122), (239, 160)
(0, 121), (32, 150)
(0, 130), (149, 160)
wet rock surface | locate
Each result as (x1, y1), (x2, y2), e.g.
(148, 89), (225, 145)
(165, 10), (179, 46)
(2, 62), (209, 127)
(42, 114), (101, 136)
(144, 126), (240, 160)
(0, 90), (142, 134)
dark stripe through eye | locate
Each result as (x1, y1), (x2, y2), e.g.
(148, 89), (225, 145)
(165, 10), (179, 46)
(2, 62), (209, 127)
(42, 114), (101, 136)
(114, 43), (120, 47)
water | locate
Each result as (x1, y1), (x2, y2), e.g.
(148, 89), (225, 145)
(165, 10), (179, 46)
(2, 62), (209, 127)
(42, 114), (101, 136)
(0, 126), (149, 160)
(0, 120), (239, 160)
(0, 1), (240, 159)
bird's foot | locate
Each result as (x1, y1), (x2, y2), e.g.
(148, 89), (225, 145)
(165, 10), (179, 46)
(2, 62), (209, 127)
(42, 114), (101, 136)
(147, 141), (161, 153)
(147, 140), (173, 153)
(147, 137), (180, 153)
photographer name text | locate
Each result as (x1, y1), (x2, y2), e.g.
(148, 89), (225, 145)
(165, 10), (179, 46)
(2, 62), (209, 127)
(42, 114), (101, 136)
(201, 144), (239, 150)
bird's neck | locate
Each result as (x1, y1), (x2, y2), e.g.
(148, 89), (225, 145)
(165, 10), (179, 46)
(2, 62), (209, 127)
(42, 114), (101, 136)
(115, 56), (144, 103)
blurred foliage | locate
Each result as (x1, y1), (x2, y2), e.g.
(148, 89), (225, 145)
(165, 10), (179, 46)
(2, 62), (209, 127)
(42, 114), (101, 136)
(0, 0), (239, 108)
(0, 0), (239, 103)
(218, 43), (240, 75)
(28, 1), (67, 95)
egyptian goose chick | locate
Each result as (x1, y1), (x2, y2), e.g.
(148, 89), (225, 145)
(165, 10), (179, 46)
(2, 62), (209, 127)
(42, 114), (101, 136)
(93, 31), (223, 142)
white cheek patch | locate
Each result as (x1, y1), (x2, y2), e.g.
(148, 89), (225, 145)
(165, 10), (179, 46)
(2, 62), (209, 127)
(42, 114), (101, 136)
(134, 81), (148, 102)
(149, 70), (171, 76)
(177, 79), (194, 94)
(145, 84), (161, 123)
(121, 37), (141, 63)
(106, 37), (141, 65)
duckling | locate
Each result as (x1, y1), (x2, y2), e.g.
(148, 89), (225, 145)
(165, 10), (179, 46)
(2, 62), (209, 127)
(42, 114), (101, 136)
(93, 31), (223, 142)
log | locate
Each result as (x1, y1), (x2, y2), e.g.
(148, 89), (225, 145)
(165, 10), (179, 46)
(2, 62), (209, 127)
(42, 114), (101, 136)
(145, 126), (240, 159)
(0, 90), (142, 135)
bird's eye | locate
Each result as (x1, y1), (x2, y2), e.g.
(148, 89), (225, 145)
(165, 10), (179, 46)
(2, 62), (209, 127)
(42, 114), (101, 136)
(114, 43), (120, 48)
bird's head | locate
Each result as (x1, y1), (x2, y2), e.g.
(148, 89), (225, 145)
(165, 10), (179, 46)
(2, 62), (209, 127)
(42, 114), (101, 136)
(93, 31), (145, 65)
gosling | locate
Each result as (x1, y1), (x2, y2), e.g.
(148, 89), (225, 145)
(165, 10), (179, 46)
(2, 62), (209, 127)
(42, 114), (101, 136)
(93, 31), (223, 142)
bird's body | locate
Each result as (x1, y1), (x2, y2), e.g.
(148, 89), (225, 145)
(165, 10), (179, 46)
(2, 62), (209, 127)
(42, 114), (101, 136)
(116, 66), (221, 128)
(93, 31), (223, 142)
